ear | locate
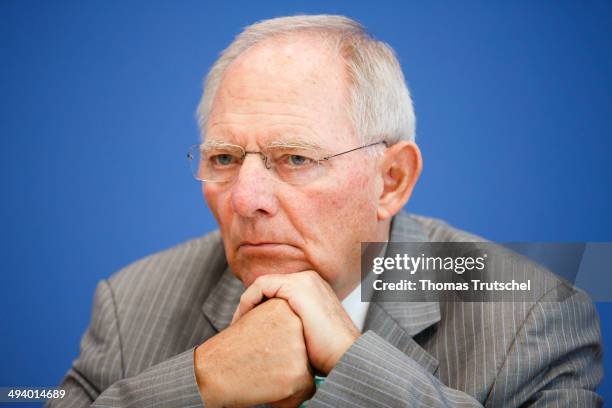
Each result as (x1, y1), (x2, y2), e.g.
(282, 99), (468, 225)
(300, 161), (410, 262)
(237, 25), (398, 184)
(376, 141), (423, 221)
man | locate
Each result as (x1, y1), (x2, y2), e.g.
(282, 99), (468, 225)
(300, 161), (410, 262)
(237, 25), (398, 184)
(48, 15), (603, 407)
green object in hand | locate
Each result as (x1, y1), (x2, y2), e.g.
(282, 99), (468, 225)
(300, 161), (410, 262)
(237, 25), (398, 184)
(298, 376), (326, 408)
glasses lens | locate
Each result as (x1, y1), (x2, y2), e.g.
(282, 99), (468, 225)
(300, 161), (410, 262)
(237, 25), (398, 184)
(188, 145), (244, 182)
(187, 145), (201, 180)
(267, 146), (324, 185)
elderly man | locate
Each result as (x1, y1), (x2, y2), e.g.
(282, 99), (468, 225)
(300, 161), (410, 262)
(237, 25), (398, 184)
(48, 15), (602, 408)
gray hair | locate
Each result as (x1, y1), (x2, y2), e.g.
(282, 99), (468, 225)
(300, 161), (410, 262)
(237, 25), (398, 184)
(196, 14), (416, 145)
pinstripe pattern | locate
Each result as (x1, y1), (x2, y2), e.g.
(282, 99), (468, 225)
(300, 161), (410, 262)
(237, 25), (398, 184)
(46, 213), (603, 407)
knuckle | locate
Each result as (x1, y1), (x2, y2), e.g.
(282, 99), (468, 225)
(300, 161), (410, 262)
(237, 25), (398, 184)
(249, 277), (263, 290)
(251, 275), (265, 293)
(306, 270), (319, 281)
(301, 270), (320, 288)
(254, 274), (269, 285)
(299, 270), (312, 281)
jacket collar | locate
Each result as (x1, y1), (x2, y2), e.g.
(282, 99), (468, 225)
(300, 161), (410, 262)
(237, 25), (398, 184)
(200, 212), (441, 373)
(363, 212), (441, 374)
(201, 264), (244, 332)
(368, 212), (441, 335)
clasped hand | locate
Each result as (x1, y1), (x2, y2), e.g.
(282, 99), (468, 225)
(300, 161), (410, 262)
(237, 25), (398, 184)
(195, 271), (360, 408)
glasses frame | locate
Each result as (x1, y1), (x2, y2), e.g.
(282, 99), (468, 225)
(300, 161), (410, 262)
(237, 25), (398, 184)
(319, 140), (388, 162)
(187, 140), (388, 183)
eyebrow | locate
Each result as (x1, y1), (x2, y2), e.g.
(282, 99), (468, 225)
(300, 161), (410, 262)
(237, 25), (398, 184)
(200, 140), (238, 150)
(202, 138), (325, 151)
(268, 138), (323, 151)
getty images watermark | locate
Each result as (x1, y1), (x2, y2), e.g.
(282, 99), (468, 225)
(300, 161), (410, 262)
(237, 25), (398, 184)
(361, 242), (612, 302)
(371, 251), (531, 293)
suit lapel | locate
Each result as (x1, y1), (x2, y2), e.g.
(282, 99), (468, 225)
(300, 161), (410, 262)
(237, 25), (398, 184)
(363, 212), (441, 375)
(364, 303), (439, 374)
(201, 265), (245, 332)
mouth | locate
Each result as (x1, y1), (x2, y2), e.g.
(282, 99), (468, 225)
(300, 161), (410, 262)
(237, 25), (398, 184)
(237, 241), (301, 256)
(239, 242), (290, 249)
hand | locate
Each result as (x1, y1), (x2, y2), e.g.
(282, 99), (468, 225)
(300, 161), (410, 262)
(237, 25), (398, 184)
(232, 271), (360, 375)
(194, 298), (315, 408)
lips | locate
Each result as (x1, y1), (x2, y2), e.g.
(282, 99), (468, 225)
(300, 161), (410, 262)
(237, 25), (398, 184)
(238, 242), (294, 250)
(237, 241), (302, 257)
(238, 238), (298, 248)
(239, 241), (281, 247)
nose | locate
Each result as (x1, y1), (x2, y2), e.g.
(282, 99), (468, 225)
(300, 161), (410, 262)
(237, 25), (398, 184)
(230, 154), (279, 218)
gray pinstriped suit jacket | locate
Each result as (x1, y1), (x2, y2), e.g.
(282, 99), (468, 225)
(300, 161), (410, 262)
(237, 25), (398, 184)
(47, 213), (603, 407)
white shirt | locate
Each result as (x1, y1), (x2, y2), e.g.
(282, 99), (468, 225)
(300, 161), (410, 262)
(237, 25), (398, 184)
(341, 242), (387, 332)
(341, 282), (370, 332)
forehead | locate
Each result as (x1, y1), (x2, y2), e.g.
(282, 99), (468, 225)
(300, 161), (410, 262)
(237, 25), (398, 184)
(207, 33), (356, 148)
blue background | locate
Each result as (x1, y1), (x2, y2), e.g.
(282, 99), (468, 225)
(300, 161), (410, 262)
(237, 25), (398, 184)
(1, 0), (611, 404)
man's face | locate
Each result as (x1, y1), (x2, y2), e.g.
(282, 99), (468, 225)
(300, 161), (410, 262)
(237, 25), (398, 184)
(203, 34), (383, 298)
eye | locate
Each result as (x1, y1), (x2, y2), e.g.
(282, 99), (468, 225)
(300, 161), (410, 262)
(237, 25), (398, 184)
(288, 155), (309, 166)
(269, 147), (319, 170)
(211, 154), (236, 166)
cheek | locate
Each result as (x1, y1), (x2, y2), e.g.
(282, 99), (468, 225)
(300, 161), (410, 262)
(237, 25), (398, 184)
(335, 171), (376, 211)
(203, 184), (215, 213)
(307, 171), (377, 227)
(203, 183), (213, 203)
(203, 184), (227, 225)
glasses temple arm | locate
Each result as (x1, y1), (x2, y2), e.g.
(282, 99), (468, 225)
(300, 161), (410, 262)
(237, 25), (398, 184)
(321, 141), (388, 161)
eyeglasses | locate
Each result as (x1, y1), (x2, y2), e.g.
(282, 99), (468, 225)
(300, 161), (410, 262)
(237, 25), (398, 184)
(186, 140), (387, 185)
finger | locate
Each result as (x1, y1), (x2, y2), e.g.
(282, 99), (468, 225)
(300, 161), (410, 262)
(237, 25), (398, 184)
(233, 271), (326, 324)
(232, 275), (287, 323)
